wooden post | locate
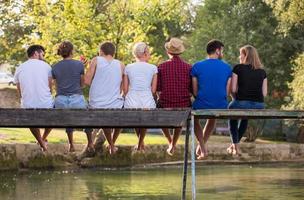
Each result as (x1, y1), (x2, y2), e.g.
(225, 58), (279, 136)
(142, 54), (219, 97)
(181, 118), (190, 200)
(191, 114), (196, 200)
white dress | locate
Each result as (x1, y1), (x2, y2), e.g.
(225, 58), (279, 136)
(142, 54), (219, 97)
(124, 61), (158, 108)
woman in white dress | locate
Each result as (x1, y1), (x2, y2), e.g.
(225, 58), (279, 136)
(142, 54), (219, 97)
(123, 42), (158, 151)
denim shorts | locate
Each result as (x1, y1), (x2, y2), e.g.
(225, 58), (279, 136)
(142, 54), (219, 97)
(228, 100), (265, 109)
(54, 94), (87, 109)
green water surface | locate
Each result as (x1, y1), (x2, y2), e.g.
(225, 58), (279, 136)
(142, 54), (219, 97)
(0, 164), (303, 200)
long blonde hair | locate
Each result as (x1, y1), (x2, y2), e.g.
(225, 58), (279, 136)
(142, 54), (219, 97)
(240, 45), (263, 69)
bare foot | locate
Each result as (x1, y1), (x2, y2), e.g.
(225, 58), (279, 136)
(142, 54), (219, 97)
(69, 145), (75, 153)
(196, 145), (201, 156)
(227, 144), (233, 154)
(166, 145), (175, 156)
(108, 145), (118, 155)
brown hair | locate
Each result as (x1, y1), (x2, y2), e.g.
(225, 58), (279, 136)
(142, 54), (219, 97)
(57, 41), (73, 58)
(100, 42), (116, 56)
(240, 45), (263, 69)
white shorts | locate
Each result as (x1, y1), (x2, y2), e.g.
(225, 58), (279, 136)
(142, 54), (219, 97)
(124, 90), (156, 109)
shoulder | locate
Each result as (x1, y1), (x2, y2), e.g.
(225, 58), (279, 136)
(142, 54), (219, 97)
(193, 60), (204, 68)
(38, 60), (52, 69)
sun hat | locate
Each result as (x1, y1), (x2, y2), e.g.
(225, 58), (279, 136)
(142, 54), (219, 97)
(165, 38), (185, 54)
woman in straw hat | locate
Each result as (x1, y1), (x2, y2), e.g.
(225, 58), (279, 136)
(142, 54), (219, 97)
(123, 42), (158, 151)
(157, 38), (192, 155)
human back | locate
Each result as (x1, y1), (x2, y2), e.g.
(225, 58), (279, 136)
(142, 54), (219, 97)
(89, 56), (123, 108)
(192, 58), (231, 109)
(52, 59), (84, 96)
(125, 61), (157, 92)
(14, 56), (53, 108)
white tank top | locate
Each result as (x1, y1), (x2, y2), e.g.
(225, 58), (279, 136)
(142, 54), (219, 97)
(89, 56), (123, 108)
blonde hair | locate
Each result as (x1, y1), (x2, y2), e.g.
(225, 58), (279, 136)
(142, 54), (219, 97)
(132, 42), (148, 58)
(240, 45), (263, 69)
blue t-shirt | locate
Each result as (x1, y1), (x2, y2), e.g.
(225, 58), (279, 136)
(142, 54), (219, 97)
(191, 59), (232, 109)
(52, 59), (84, 96)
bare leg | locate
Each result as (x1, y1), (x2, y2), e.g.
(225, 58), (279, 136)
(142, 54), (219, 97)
(203, 119), (216, 144)
(66, 129), (75, 152)
(135, 128), (140, 138)
(112, 128), (121, 145)
(201, 119), (216, 157)
(162, 128), (172, 145)
(136, 128), (146, 151)
(42, 128), (52, 142)
(30, 128), (47, 151)
(85, 130), (94, 150)
(103, 128), (116, 154)
(167, 128), (182, 156)
(194, 118), (206, 159)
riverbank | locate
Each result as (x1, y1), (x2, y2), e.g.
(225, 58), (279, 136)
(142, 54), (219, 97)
(1, 143), (303, 171)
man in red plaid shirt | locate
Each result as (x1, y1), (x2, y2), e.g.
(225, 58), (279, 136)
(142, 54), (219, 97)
(157, 38), (192, 155)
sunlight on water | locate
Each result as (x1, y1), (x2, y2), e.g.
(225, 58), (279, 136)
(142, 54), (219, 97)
(0, 164), (303, 200)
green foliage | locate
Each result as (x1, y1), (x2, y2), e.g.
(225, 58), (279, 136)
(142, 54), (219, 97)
(0, 1), (34, 67)
(266, 0), (304, 109)
(0, 0), (191, 66)
(284, 53), (304, 109)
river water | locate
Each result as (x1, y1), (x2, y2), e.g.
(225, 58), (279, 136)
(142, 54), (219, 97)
(0, 164), (303, 199)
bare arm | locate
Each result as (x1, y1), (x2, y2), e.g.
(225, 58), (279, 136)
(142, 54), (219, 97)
(123, 74), (129, 96)
(262, 78), (268, 97)
(226, 77), (232, 97)
(84, 57), (97, 86)
(230, 73), (238, 99)
(16, 83), (21, 98)
(151, 74), (157, 95)
(192, 77), (198, 98)
(120, 62), (125, 95)
(80, 75), (85, 88)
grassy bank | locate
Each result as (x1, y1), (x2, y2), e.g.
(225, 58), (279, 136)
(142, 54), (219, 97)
(0, 128), (285, 145)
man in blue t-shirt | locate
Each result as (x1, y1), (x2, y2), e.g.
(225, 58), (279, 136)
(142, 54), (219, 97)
(191, 39), (232, 159)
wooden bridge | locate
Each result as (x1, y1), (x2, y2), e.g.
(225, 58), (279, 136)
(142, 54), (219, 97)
(1, 108), (304, 200)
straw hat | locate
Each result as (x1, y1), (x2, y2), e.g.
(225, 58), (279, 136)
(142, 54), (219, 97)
(165, 38), (185, 54)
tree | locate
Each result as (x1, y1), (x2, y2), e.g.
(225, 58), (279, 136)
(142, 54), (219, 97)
(0, 0), (34, 68)
(20, 0), (192, 65)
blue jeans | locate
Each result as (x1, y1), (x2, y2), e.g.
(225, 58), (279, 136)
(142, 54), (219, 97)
(55, 94), (87, 133)
(228, 100), (265, 144)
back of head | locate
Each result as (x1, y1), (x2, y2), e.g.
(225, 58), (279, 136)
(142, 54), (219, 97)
(240, 45), (263, 69)
(57, 41), (73, 58)
(27, 45), (45, 58)
(206, 39), (224, 55)
(100, 42), (116, 57)
(133, 42), (148, 59)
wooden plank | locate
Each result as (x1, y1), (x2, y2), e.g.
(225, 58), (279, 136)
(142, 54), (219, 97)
(192, 109), (304, 119)
(0, 108), (191, 128)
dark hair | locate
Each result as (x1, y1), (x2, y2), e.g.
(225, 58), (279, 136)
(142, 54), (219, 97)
(27, 45), (45, 58)
(100, 42), (116, 56)
(57, 41), (73, 58)
(206, 39), (224, 54)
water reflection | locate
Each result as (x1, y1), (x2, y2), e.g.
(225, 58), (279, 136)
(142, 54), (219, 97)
(0, 165), (303, 200)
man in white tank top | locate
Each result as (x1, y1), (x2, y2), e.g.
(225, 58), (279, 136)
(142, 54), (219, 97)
(84, 42), (124, 155)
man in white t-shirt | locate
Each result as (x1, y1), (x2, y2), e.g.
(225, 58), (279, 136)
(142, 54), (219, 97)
(14, 45), (53, 151)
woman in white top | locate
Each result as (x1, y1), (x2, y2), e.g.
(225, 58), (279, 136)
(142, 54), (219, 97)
(84, 42), (124, 155)
(123, 42), (158, 151)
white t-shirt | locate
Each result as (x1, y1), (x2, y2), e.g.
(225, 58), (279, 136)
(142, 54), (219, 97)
(14, 59), (53, 108)
(124, 61), (158, 91)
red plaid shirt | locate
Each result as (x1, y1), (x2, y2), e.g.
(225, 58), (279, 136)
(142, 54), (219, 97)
(157, 56), (192, 108)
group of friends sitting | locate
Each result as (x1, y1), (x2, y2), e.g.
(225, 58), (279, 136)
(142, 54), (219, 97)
(14, 38), (267, 159)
